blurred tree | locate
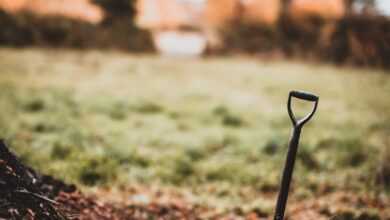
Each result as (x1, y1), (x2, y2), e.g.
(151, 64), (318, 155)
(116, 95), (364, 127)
(90, 0), (153, 51)
(280, 0), (291, 15)
(93, 0), (136, 22)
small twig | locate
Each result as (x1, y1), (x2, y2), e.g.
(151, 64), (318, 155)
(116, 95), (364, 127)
(14, 189), (59, 205)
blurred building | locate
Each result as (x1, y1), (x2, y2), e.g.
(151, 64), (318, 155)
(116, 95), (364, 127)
(136, 0), (282, 56)
(136, 0), (281, 29)
(136, 0), (349, 56)
(0, 0), (104, 24)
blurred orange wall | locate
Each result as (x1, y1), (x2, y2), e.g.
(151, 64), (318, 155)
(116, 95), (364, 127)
(204, 0), (240, 27)
(289, 0), (346, 21)
(136, 0), (348, 30)
(0, 0), (104, 24)
(0, 0), (27, 12)
(136, 0), (205, 29)
(240, 0), (281, 26)
(137, 0), (281, 29)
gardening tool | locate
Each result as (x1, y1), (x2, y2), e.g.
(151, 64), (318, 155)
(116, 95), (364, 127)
(273, 90), (319, 220)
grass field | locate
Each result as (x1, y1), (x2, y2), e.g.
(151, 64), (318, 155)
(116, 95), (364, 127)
(0, 48), (389, 218)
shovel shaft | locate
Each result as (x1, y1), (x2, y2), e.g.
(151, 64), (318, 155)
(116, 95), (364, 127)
(274, 126), (302, 220)
(273, 90), (318, 220)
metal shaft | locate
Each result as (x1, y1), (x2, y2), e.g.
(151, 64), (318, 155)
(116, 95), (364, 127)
(274, 126), (302, 220)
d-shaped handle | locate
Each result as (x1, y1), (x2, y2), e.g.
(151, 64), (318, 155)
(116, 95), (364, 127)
(287, 90), (319, 127)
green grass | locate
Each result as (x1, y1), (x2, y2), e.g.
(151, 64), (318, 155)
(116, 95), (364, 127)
(0, 48), (389, 209)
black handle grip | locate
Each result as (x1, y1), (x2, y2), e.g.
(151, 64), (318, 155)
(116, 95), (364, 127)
(287, 90), (319, 127)
(290, 91), (318, 102)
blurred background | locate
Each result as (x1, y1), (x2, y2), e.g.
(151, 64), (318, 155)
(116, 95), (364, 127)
(0, 0), (389, 219)
(0, 0), (389, 66)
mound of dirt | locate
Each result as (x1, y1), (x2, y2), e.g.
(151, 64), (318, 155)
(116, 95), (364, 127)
(0, 140), (67, 219)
